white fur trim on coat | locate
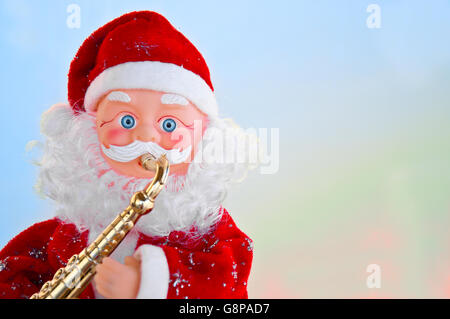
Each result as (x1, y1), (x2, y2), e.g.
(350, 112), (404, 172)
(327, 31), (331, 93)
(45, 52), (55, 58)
(84, 61), (218, 116)
(134, 244), (169, 299)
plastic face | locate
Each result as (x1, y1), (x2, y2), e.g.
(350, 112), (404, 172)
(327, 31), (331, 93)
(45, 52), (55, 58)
(95, 89), (208, 179)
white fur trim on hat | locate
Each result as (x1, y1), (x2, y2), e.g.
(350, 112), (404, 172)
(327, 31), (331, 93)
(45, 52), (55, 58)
(84, 61), (218, 116)
(134, 244), (169, 299)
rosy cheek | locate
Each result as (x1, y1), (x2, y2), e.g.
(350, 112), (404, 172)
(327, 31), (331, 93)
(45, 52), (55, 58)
(160, 131), (193, 150)
(169, 133), (184, 144)
(104, 128), (133, 146)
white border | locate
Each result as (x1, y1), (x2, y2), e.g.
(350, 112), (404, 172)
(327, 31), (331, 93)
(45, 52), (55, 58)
(84, 61), (218, 116)
(133, 244), (170, 299)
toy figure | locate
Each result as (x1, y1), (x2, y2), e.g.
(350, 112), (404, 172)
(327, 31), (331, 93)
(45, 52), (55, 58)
(0, 11), (253, 299)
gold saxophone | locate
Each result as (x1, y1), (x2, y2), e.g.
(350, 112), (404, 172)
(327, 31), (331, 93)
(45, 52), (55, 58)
(30, 154), (170, 299)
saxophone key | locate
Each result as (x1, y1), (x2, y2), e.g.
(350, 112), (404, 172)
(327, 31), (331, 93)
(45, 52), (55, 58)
(53, 268), (66, 280)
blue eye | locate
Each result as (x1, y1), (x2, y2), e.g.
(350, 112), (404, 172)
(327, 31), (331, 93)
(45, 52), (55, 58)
(120, 115), (136, 129)
(161, 118), (177, 132)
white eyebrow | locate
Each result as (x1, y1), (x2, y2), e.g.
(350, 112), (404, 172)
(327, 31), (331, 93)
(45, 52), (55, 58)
(106, 91), (131, 103)
(161, 93), (189, 106)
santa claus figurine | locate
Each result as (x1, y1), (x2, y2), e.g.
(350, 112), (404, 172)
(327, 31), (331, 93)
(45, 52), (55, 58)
(0, 11), (254, 299)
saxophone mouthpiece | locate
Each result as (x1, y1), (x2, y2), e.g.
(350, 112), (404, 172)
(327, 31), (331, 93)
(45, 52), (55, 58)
(141, 153), (170, 197)
(140, 153), (169, 174)
(140, 153), (158, 172)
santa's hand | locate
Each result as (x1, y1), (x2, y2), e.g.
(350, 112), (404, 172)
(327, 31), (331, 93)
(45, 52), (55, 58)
(94, 256), (141, 299)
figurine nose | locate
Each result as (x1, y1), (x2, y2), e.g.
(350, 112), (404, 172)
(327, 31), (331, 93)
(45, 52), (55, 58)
(134, 124), (159, 143)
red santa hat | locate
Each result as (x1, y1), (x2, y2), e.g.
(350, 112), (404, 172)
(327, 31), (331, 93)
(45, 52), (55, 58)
(68, 11), (218, 117)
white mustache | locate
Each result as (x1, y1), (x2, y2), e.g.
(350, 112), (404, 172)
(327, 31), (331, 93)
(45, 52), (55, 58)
(101, 140), (192, 164)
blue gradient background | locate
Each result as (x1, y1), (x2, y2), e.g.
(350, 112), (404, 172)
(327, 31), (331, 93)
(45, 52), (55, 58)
(1, 0), (449, 297)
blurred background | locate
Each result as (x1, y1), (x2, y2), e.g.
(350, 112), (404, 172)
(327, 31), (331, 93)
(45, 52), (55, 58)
(1, 0), (449, 298)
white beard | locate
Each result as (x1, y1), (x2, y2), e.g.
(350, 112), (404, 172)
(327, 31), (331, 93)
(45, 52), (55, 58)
(32, 103), (250, 241)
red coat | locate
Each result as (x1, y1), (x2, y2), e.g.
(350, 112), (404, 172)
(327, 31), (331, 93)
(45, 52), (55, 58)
(0, 209), (252, 299)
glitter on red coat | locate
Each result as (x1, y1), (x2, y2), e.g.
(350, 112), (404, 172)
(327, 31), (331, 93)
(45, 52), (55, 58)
(0, 209), (252, 299)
